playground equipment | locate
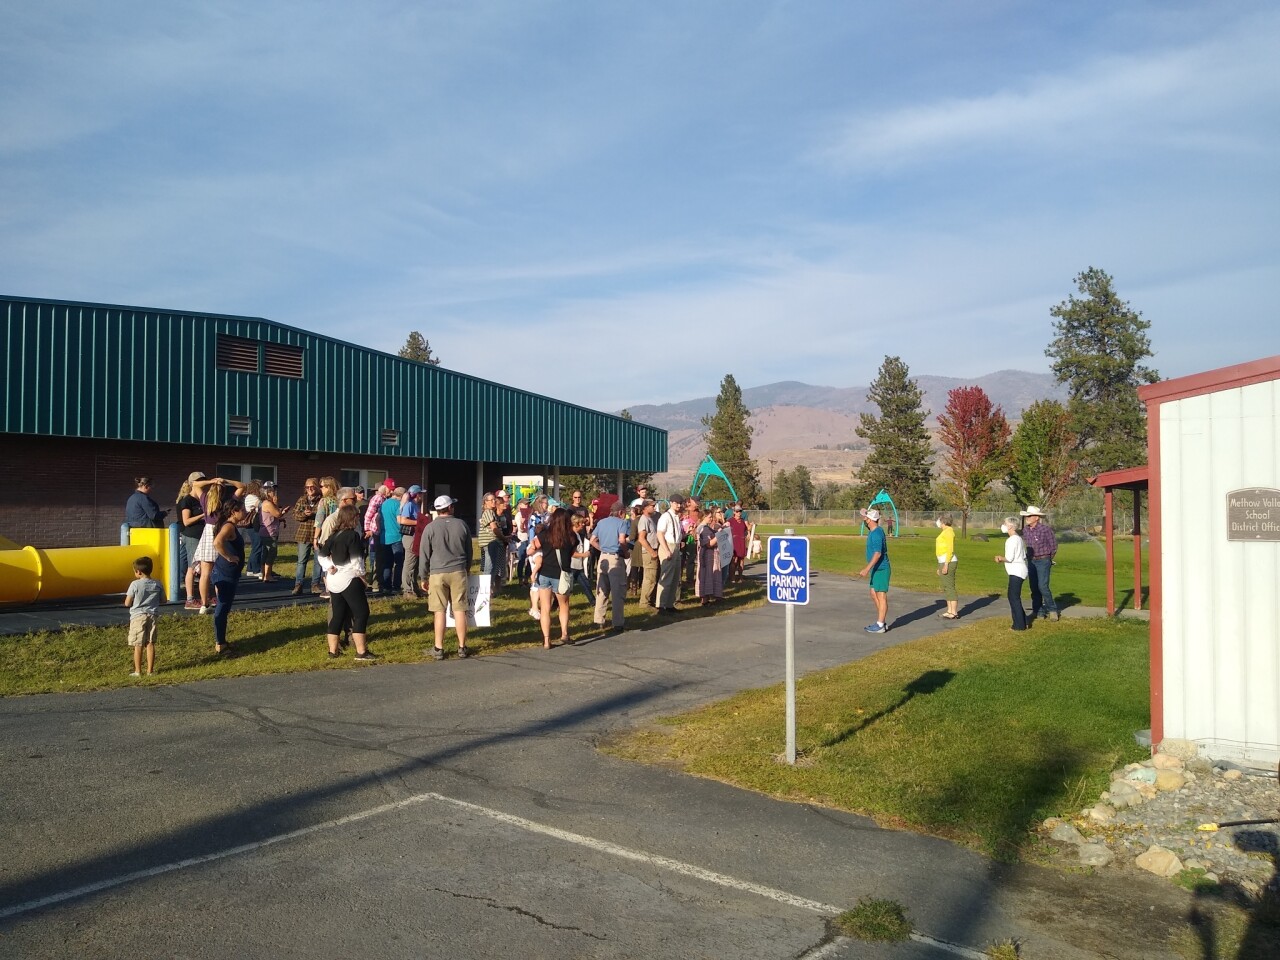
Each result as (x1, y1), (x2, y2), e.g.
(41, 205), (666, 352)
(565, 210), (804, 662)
(0, 525), (178, 605)
(859, 488), (901, 536)
(690, 456), (739, 507)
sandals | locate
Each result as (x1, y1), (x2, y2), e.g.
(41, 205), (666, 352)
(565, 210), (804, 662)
(939, 612), (959, 620)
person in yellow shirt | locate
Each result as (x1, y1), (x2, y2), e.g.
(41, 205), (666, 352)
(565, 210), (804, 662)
(935, 514), (959, 619)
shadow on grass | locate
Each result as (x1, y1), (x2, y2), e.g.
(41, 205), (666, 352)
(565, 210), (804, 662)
(1186, 829), (1280, 959)
(818, 669), (956, 749)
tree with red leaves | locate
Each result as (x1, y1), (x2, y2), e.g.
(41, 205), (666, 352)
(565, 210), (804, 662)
(937, 386), (1012, 537)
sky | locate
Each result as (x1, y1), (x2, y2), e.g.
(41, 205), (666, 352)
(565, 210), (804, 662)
(2, 1), (1276, 413)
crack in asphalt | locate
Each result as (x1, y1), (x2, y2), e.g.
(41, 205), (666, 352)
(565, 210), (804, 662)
(428, 887), (608, 939)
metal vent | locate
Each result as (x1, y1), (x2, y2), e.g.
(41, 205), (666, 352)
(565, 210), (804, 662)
(217, 335), (260, 372)
(380, 428), (400, 446)
(263, 342), (304, 379)
(229, 416), (253, 436)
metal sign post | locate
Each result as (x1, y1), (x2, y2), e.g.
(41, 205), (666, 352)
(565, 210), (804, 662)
(767, 532), (810, 765)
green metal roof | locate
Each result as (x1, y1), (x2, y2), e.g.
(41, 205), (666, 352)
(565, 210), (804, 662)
(1, 296), (666, 472)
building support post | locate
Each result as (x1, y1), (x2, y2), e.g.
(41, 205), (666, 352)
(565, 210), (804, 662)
(1104, 488), (1115, 616)
(1133, 488), (1143, 612)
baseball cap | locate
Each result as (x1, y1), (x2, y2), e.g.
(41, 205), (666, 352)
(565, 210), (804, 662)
(408, 485), (422, 496)
(433, 495), (456, 510)
(188, 471), (207, 482)
(861, 508), (881, 522)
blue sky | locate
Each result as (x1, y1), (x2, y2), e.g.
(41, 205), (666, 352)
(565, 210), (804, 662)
(2, 2), (1275, 412)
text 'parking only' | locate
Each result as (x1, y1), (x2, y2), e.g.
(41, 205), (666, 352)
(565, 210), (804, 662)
(767, 536), (809, 605)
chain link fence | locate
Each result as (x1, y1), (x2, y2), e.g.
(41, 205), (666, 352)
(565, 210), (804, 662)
(746, 508), (1142, 536)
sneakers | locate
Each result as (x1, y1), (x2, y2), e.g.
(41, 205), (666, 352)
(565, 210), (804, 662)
(430, 647), (445, 661)
(291, 584), (303, 596)
(184, 598), (200, 610)
(353, 651), (379, 662)
(199, 605), (210, 615)
(456, 647), (471, 659)
(319, 592), (331, 600)
(311, 584), (322, 595)
(864, 622), (887, 634)
(1050, 611), (1061, 622)
(129, 671), (141, 678)
(327, 651), (342, 660)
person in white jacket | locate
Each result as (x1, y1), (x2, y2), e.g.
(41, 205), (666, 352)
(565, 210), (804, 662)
(993, 516), (1029, 631)
(655, 498), (685, 613)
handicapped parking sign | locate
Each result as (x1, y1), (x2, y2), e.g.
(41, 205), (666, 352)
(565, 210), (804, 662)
(767, 536), (810, 605)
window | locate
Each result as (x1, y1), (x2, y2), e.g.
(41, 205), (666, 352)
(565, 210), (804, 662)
(263, 342), (304, 379)
(216, 335), (260, 372)
(340, 469), (387, 490)
(215, 464), (277, 485)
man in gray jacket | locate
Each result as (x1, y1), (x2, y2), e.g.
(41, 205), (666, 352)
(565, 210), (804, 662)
(419, 495), (473, 660)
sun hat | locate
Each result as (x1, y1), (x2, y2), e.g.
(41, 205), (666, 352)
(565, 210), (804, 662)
(1020, 506), (1046, 517)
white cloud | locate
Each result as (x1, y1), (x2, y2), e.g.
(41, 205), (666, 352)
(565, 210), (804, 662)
(817, 11), (1280, 173)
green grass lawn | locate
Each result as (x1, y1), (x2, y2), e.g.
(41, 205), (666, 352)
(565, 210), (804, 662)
(605, 616), (1151, 860)
(0, 573), (764, 697)
(755, 526), (1148, 611)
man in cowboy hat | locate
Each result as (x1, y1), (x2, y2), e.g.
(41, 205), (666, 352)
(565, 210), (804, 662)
(1020, 506), (1060, 622)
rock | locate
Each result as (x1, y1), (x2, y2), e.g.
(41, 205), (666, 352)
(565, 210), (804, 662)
(1109, 781), (1144, 809)
(1155, 770), (1187, 792)
(1205, 873), (1219, 884)
(1089, 803), (1117, 823)
(1222, 769), (1243, 782)
(1051, 823), (1086, 845)
(1078, 843), (1114, 867)
(1136, 845), (1184, 878)
(1153, 753), (1185, 771)
(1041, 817), (1064, 831)
(1135, 782), (1159, 800)
(1126, 767), (1158, 784)
(1158, 738), (1199, 760)
(1187, 758), (1213, 775)
(1185, 859), (1207, 871)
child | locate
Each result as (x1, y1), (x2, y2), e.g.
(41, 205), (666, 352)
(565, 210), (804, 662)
(124, 556), (164, 676)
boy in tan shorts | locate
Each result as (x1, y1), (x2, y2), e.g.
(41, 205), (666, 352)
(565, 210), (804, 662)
(124, 556), (164, 677)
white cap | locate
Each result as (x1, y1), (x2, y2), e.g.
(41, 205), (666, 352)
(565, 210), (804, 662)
(861, 507), (881, 522)
(433, 495), (456, 511)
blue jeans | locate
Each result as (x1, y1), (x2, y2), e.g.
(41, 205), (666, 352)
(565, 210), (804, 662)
(1028, 558), (1057, 618)
(294, 541), (321, 587)
(245, 526), (263, 575)
(213, 579), (238, 645)
(1007, 575), (1028, 631)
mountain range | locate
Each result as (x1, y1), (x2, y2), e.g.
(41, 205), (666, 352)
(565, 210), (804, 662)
(627, 371), (1066, 489)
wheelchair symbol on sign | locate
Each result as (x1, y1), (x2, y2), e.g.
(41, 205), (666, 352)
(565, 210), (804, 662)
(772, 540), (801, 575)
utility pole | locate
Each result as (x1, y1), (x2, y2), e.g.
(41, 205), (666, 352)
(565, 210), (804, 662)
(768, 458), (778, 507)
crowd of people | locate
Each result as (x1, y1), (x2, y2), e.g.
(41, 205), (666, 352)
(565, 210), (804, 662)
(122, 473), (757, 672)
(122, 471), (1062, 675)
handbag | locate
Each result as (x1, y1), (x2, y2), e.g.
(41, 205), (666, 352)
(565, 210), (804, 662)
(557, 569), (572, 594)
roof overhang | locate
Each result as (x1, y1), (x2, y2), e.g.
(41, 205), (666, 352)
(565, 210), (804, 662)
(1088, 466), (1149, 491)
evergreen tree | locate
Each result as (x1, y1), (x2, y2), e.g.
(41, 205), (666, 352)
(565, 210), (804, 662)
(771, 465), (815, 510)
(854, 356), (935, 510)
(937, 385), (1011, 537)
(701, 374), (763, 506)
(1047, 267), (1158, 474)
(1008, 400), (1079, 508)
(399, 331), (441, 365)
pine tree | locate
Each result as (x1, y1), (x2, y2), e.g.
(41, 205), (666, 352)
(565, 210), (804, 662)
(399, 331), (441, 365)
(1008, 400), (1079, 508)
(701, 374), (763, 506)
(937, 385), (1011, 537)
(854, 356), (935, 510)
(1047, 267), (1158, 474)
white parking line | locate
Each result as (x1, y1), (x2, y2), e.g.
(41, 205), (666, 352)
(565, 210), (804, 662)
(1, 790), (987, 958)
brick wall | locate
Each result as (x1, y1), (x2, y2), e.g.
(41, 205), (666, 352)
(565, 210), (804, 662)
(0, 435), (443, 548)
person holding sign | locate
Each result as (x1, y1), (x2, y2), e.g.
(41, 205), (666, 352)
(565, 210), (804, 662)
(856, 507), (891, 633)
